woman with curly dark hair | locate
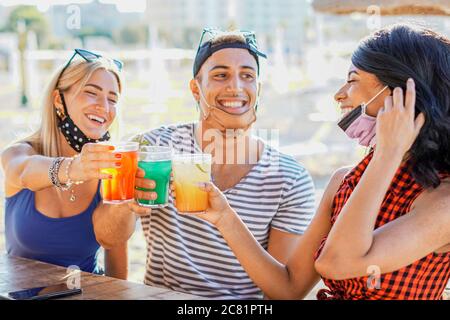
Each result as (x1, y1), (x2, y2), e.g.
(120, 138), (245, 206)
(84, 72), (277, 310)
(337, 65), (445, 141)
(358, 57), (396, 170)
(184, 23), (450, 300)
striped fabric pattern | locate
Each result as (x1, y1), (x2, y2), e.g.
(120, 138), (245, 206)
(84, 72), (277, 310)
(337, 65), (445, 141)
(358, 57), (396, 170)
(315, 151), (450, 300)
(135, 123), (315, 299)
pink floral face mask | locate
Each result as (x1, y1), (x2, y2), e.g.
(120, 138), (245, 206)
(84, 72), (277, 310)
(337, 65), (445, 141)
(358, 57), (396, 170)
(337, 86), (389, 147)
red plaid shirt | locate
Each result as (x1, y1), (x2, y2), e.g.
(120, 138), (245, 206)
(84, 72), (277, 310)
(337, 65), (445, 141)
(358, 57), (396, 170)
(315, 151), (450, 300)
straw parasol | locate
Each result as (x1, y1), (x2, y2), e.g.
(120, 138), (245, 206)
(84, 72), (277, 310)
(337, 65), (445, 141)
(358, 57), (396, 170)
(312, 0), (450, 16)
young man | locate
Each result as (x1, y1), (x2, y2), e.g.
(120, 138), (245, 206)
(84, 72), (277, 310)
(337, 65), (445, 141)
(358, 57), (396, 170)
(95, 29), (316, 299)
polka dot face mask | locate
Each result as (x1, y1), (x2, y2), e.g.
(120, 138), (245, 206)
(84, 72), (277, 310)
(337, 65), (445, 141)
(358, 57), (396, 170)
(57, 91), (110, 152)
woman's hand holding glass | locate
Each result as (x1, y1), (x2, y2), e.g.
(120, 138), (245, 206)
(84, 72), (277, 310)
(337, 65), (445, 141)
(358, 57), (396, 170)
(69, 143), (121, 181)
(171, 181), (236, 229)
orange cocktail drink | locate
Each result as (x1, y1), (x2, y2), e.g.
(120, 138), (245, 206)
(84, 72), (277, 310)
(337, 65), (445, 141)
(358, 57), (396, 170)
(101, 142), (139, 204)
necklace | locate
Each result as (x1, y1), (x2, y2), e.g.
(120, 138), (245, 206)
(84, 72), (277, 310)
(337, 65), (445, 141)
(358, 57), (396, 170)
(70, 188), (76, 202)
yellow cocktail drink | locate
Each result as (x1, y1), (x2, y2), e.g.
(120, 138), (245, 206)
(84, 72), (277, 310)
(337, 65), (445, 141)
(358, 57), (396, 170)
(172, 154), (211, 213)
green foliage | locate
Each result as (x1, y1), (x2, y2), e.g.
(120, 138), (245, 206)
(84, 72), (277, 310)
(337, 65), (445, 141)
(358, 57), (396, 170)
(5, 6), (47, 32)
(181, 27), (200, 48)
(4, 5), (49, 48)
(71, 27), (113, 47)
(74, 27), (112, 39)
(115, 24), (148, 46)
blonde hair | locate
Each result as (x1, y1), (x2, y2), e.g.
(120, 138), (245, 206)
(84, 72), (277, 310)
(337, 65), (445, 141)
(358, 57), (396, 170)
(23, 57), (123, 157)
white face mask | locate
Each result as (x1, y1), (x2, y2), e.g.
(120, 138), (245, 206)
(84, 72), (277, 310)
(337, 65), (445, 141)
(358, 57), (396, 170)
(195, 80), (260, 131)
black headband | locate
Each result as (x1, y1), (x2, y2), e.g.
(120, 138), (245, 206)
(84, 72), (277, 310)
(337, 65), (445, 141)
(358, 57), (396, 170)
(193, 41), (267, 77)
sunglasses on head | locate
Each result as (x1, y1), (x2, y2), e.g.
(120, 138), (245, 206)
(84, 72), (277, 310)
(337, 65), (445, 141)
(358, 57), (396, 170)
(60, 48), (123, 76)
(197, 27), (267, 58)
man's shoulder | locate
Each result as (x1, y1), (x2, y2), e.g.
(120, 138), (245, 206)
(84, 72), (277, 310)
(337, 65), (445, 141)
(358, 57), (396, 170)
(265, 144), (310, 177)
(145, 122), (194, 137)
(132, 123), (194, 144)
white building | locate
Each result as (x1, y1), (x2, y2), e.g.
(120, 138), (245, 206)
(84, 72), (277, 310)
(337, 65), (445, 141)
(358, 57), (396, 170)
(145, 0), (311, 54)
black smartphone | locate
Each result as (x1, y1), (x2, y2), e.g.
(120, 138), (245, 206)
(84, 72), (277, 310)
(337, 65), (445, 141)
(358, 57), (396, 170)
(0, 283), (82, 300)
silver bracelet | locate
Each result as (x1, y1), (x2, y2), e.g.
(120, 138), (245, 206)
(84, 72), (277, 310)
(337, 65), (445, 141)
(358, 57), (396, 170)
(49, 157), (71, 191)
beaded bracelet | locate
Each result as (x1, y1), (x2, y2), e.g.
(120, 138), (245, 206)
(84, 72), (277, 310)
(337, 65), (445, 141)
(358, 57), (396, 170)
(65, 155), (84, 187)
(49, 157), (71, 191)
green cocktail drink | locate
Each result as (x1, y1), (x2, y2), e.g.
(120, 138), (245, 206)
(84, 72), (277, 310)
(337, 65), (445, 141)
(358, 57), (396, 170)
(137, 146), (172, 208)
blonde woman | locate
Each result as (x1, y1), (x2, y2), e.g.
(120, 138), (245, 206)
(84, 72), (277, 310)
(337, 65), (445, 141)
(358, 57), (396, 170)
(1, 49), (155, 278)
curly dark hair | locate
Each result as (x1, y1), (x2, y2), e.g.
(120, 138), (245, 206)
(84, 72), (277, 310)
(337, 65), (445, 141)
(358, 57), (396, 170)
(351, 23), (450, 188)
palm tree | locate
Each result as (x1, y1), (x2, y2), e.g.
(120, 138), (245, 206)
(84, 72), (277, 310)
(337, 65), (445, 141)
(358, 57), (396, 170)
(4, 6), (48, 107)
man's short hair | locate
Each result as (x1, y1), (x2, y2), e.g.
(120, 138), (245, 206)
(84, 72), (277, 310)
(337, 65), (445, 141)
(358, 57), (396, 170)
(210, 32), (246, 46)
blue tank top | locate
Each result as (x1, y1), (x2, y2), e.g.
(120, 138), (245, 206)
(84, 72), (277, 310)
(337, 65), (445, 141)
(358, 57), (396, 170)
(4, 185), (102, 274)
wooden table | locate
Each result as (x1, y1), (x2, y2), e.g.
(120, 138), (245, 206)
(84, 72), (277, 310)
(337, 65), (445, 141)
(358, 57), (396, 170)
(0, 254), (202, 300)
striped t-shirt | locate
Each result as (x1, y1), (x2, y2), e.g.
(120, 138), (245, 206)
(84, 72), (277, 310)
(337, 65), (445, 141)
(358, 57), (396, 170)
(135, 123), (315, 299)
